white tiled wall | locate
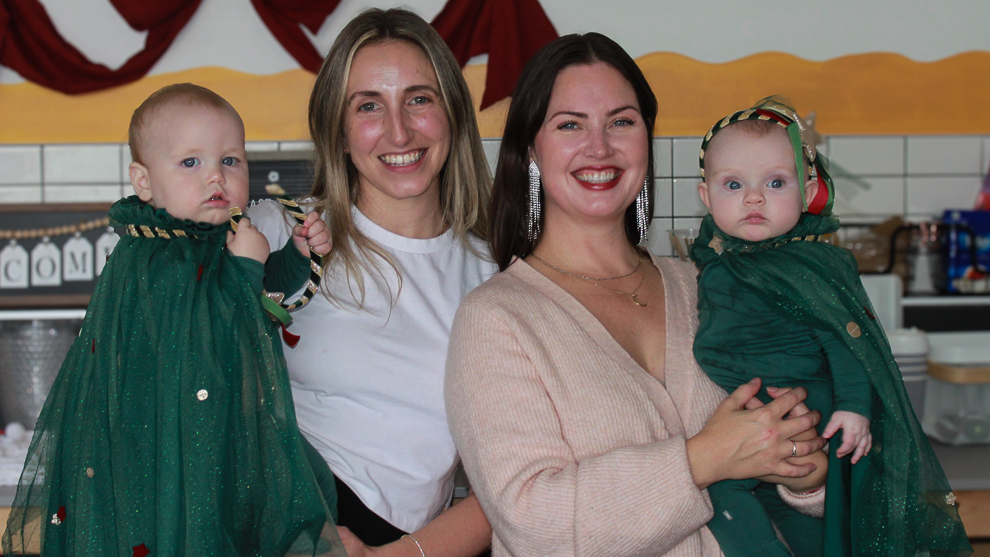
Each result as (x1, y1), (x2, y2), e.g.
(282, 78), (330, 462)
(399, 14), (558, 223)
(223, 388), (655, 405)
(1, 135), (988, 257)
(0, 146), (42, 186)
(647, 134), (990, 255)
(0, 141), (315, 205)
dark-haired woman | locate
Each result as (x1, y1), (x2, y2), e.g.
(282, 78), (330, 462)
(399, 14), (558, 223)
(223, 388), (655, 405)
(251, 8), (494, 557)
(445, 33), (828, 556)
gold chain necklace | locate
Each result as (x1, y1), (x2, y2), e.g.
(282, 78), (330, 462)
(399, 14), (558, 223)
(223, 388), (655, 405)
(530, 253), (642, 281)
(530, 254), (648, 307)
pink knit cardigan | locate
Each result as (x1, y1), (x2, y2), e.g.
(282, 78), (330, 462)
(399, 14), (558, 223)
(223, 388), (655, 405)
(445, 256), (821, 557)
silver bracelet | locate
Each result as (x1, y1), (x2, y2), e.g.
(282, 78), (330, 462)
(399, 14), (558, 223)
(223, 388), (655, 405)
(402, 534), (426, 557)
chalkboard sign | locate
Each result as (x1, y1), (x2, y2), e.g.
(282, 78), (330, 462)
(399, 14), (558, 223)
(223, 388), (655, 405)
(0, 204), (115, 308)
(248, 158), (314, 201)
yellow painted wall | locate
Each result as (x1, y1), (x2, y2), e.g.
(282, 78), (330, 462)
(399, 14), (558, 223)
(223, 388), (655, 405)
(642, 51), (990, 136)
(0, 67), (315, 144)
(2, 51), (989, 143)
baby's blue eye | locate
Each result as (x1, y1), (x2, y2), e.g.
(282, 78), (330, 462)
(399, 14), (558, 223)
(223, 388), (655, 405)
(222, 157), (236, 166)
(727, 181), (741, 190)
(182, 158), (198, 167)
(768, 179), (783, 189)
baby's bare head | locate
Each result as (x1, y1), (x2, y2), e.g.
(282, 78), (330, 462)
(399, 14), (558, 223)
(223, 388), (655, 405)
(128, 83), (243, 165)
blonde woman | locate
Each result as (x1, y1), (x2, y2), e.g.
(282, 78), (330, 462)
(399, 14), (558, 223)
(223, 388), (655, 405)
(250, 8), (494, 557)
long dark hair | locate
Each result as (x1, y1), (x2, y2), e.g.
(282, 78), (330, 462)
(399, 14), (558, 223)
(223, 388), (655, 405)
(490, 33), (658, 270)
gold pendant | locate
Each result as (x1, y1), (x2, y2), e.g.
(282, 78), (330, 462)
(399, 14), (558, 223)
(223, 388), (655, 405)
(631, 294), (647, 307)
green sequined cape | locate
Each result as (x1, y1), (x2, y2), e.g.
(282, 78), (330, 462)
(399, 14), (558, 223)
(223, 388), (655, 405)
(691, 213), (970, 556)
(2, 197), (344, 556)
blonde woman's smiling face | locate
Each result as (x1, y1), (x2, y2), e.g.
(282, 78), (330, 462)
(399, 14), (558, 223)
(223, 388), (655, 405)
(343, 40), (451, 215)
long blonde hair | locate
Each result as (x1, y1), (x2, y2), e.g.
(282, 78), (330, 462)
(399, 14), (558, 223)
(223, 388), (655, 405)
(308, 8), (491, 305)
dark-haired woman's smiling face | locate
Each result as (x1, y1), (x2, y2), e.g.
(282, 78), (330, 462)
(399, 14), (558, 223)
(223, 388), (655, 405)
(531, 62), (648, 231)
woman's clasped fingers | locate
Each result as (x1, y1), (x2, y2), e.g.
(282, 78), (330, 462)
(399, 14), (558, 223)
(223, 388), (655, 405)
(762, 385), (808, 417)
(785, 436), (826, 461)
(770, 451), (821, 480)
(763, 386), (822, 436)
(688, 379), (824, 488)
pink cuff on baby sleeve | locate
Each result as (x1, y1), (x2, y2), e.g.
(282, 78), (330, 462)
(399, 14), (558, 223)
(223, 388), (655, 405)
(777, 484), (825, 518)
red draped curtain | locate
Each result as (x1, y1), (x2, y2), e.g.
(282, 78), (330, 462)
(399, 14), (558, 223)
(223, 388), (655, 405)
(0, 0), (201, 94)
(431, 0), (557, 109)
(248, 0), (340, 73)
(0, 0), (558, 107)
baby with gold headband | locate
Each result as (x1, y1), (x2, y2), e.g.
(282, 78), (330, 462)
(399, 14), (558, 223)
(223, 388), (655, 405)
(690, 97), (971, 556)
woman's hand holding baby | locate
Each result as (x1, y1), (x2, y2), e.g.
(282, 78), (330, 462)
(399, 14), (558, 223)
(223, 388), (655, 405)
(227, 217), (270, 264)
(687, 378), (825, 490)
(759, 386), (828, 493)
(292, 212), (332, 257)
(824, 411), (872, 463)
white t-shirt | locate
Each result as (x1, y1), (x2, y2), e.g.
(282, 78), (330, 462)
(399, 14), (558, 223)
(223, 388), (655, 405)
(249, 200), (497, 533)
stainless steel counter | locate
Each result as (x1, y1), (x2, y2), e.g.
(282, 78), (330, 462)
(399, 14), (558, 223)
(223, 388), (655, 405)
(0, 309), (87, 321)
(1, 309), (86, 507)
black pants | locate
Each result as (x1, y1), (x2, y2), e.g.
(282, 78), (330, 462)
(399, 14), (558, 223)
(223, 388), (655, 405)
(333, 474), (408, 546)
(303, 436), (407, 545)
(305, 438), (491, 555)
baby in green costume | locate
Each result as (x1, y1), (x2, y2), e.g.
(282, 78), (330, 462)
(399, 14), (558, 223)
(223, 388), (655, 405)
(3, 84), (344, 556)
(690, 98), (971, 557)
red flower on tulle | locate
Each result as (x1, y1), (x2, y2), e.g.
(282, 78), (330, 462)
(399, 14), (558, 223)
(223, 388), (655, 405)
(197, 264), (203, 282)
(133, 543), (150, 557)
(864, 306), (876, 320)
(56, 506), (65, 523)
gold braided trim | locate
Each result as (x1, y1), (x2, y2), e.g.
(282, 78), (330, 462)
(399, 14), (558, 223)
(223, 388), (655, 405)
(791, 232), (832, 244)
(768, 232), (832, 249)
(720, 232), (834, 256)
(126, 224), (194, 239)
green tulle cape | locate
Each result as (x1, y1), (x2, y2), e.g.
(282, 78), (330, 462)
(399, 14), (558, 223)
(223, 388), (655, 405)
(3, 197), (343, 557)
(691, 213), (971, 557)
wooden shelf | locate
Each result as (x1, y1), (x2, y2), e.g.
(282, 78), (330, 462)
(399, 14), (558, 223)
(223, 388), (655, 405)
(959, 491), (990, 538)
(0, 295), (90, 310)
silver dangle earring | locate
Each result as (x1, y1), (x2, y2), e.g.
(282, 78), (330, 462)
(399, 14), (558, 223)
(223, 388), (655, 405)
(635, 177), (650, 244)
(527, 161), (542, 241)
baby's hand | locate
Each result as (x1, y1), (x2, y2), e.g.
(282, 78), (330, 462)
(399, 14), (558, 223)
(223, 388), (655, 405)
(292, 212), (332, 258)
(227, 217), (270, 264)
(823, 410), (872, 464)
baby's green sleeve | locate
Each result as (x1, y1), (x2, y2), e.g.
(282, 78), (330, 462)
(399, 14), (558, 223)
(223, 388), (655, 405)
(264, 238), (311, 295)
(231, 256), (266, 295)
(817, 329), (873, 420)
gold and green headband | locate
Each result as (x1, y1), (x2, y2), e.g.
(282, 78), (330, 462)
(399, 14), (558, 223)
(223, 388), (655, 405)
(698, 96), (834, 215)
